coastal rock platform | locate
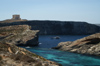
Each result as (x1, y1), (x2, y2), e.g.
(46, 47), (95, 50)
(53, 33), (100, 56)
(0, 42), (62, 66)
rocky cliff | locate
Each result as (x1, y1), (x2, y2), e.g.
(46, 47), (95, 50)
(0, 42), (61, 66)
(0, 25), (61, 66)
(53, 33), (100, 56)
(0, 25), (39, 46)
(0, 20), (100, 35)
(95, 24), (100, 26)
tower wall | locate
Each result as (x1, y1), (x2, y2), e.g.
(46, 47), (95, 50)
(12, 15), (21, 20)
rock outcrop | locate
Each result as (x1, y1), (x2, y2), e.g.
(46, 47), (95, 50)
(0, 42), (62, 66)
(0, 20), (100, 35)
(0, 25), (62, 66)
(0, 25), (39, 46)
(53, 33), (100, 56)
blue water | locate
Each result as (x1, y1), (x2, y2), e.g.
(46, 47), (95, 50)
(23, 35), (100, 66)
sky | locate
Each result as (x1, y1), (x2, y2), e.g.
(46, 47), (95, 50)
(0, 0), (100, 24)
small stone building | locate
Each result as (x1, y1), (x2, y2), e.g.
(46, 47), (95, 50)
(2, 15), (27, 22)
(12, 15), (21, 20)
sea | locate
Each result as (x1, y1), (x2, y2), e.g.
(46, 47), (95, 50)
(22, 35), (100, 66)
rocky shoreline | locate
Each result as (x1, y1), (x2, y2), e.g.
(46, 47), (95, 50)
(52, 33), (100, 56)
(0, 42), (62, 66)
(0, 25), (62, 66)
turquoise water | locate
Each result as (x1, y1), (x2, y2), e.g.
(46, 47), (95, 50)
(24, 35), (100, 66)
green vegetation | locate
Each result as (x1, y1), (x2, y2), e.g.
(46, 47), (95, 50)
(31, 53), (47, 61)
(0, 43), (9, 48)
(0, 56), (2, 61)
(35, 62), (42, 66)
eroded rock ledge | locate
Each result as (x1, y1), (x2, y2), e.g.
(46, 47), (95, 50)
(0, 25), (39, 46)
(0, 25), (62, 66)
(53, 33), (100, 56)
(0, 43), (62, 66)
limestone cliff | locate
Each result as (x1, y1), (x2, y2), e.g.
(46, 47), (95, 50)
(0, 25), (39, 46)
(53, 33), (100, 56)
(0, 25), (62, 66)
(0, 20), (100, 35)
(0, 42), (61, 66)
(95, 24), (100, 26)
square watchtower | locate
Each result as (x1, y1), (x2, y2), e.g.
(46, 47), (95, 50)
(12, 15), (21, 20)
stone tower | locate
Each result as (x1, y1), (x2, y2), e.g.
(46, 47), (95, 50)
(12, 15), (21, 20)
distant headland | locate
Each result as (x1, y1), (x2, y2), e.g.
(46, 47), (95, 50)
(1, 15), (27, 23)
(0, 15), (100, 35)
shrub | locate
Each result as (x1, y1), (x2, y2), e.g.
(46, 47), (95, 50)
(0, 56), (2, 61)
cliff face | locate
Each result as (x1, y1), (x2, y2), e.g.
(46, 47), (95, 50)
(0, 25), (62, 66)
(95, 24), (100, 26)
(53, 33), (100, 56)
(0, 42), (61, 66)
(0, 20), (100, 35)
(0, 25), (39, 46)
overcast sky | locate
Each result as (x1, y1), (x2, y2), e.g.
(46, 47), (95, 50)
(0, 0), (100, 24)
